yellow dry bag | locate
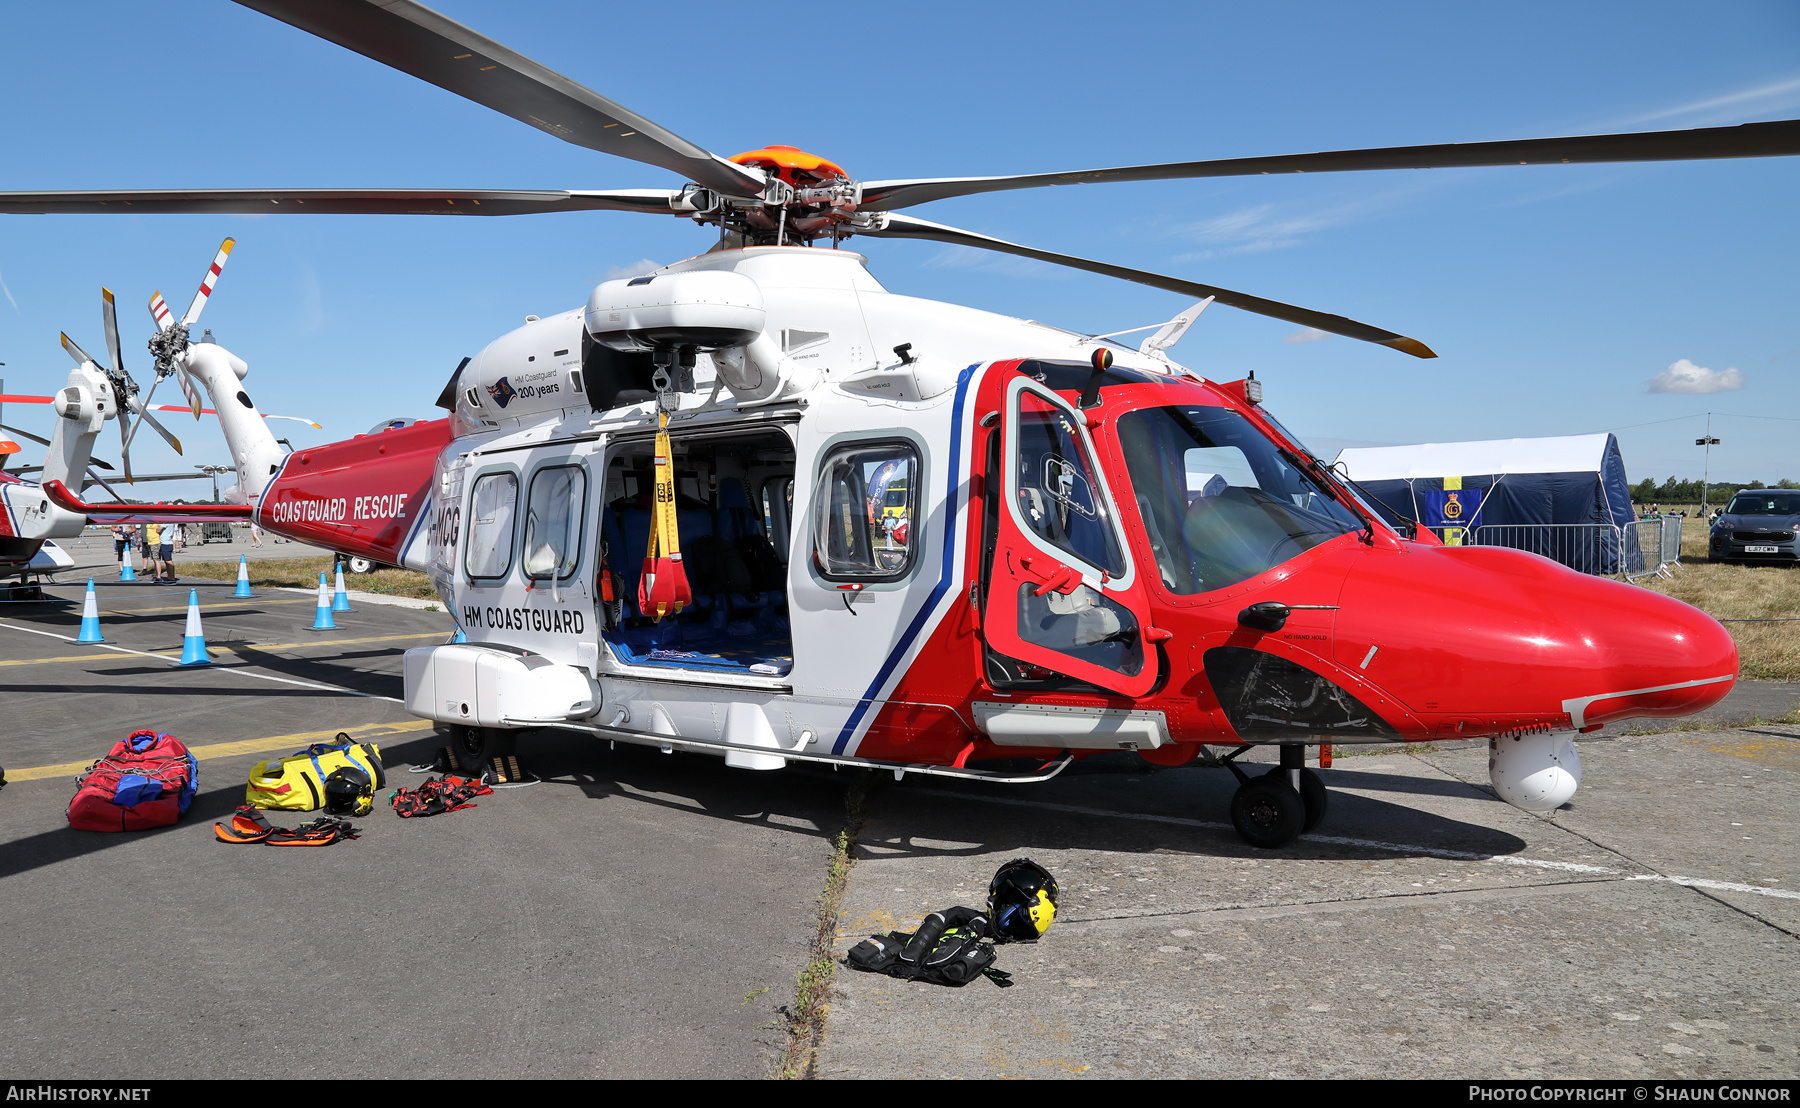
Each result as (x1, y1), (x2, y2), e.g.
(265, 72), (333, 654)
(246, 735), (386, 811)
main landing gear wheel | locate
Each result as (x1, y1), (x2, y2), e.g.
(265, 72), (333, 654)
(1230, 776), (1305, 849)
(447, 724), (515, 775)
(344, 555), (376, 574)
(1264, 766), (1329, 833)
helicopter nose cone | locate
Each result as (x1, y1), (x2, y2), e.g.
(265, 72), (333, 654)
(1335, 546), (1737, 732)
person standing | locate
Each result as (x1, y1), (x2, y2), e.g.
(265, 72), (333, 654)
(158, 524), (176, 583)
(111, 522), (135, 577)
(143, 522), (165, 583)
(250, 520), (264, 548)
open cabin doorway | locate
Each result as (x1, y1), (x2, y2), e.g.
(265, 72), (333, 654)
(598, 427), (796, 678)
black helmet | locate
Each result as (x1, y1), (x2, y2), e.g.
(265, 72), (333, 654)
(323, 766), (374, 817)
(987, 857), (1059, 943)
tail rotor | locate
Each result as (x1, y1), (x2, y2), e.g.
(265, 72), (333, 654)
(146, 237), (235, 421)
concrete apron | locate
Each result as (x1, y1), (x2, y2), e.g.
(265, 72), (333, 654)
(818, 729), (1800, 1080)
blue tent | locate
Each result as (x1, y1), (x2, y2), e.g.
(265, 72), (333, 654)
(1335, 434), (1642, 574)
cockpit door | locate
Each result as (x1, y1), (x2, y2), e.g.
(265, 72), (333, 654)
(982, 376), (1160, 697)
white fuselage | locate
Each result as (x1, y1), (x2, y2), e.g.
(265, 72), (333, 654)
(402, 246), (1195, 765)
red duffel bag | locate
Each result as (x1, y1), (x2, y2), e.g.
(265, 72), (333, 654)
(67, 730), (199, 832)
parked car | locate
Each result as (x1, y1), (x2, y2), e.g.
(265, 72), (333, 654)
(1709, 490), (1800, 564)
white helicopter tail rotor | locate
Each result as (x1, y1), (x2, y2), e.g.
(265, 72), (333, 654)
(148, 289), (176, 334)
(148, 238), (238, 421)
(150, 291), (205, 419)
(180, 237), (235, 328)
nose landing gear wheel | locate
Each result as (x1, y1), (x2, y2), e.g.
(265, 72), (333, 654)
(1230, 776), (1305, 849)
(1264, 766), (1329, 832)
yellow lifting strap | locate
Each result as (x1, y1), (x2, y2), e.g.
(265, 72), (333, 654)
(637, 410), (691, 621)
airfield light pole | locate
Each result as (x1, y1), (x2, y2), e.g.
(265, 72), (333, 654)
(1696, 413), (1721, 515)
(195, 464), (232, 503)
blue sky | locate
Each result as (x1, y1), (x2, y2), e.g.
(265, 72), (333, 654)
(1, 1), (1795, 490)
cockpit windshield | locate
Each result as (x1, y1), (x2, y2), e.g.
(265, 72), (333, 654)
(1118, 404), (1362, 595)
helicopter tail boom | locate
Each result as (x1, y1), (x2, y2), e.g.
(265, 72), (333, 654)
(254, 418), (449, 571)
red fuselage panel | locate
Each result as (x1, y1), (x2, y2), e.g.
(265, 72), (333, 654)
(257, 420), (449, 563)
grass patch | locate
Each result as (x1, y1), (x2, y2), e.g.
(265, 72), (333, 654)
(1631, 517), (1800, 681)
(179, 555), (436, 600)
(776, 773), (870, 1081)
(1618, 712), (1800, 737)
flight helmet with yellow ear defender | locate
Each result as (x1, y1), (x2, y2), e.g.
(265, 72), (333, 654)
(987, 857), (1059, 942)
(322, 766), (374, 817)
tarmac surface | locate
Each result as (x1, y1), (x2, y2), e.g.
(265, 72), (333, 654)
(0, 576), (839, 1080)
(1, 572), (1797, 1080)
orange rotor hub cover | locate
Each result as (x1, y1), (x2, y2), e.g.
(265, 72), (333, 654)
(730, 145), (849, 187)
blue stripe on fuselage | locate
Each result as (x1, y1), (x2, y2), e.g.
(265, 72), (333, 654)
(832, 362), (981, 755)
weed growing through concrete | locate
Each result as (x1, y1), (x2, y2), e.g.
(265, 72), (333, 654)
(776, 772), (870, 1080)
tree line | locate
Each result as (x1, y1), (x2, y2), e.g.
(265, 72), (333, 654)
(1631, 476), (1800, 505)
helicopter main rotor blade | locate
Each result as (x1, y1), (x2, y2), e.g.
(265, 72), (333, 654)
(0, 187), (688, 217)
(234, 0), (766, 199)
(60, 332), (102, 370)
(83, 468), (126, 501)
(122, 374), (164, 455)
(0, 423), (55, 450)
(180, 238), (236, 328)
(859, 119), (1800, 211)
(100, 287), (137, 479)
(102, 288), (126, 381)
(125, 396), (183, 457)
(860, 214), (1436, 358)
(0, 427), (117, 472)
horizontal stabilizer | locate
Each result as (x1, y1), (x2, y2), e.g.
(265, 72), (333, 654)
(42, 479), (253, 522)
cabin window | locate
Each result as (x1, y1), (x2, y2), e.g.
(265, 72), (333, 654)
(813, 442), (919, 581)
(465, 471), (518, 580)
(522, 463), (587, 581)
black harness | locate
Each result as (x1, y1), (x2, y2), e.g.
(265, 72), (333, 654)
(845, 906), (1012, 988)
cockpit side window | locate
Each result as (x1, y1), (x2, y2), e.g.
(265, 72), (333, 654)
(1118, 404), (1360, 594)
(1011, 389), (1125, 578)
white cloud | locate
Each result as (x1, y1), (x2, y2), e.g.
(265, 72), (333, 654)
(924, 245), (1071, 279)
(603, 259), (661, 280)
(1164, 181), (1444, 262)
(1647, 358), (1744, 395)
(1630, 75), (1800, 125)
(1283, 327), (1329, 344)
(297, 263), (324, 334)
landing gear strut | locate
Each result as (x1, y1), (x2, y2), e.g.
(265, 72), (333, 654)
(1222, 743), (1328, 848)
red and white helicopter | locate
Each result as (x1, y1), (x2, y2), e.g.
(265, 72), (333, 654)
(0, 239), (316, 593)
(16, 0), (1793, 847)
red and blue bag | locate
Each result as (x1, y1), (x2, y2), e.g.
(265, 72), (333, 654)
(66, 730), (199, 832)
